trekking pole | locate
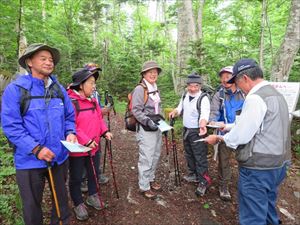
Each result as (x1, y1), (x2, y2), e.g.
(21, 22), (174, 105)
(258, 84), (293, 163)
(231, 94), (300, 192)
(102, 91), (116, 173)
(106, 139), (119, 199)
(163, 131), (172, 187)
(170, 118), (181, 186)
(46, 162), (63, 225)
(88, 151), (107, 223)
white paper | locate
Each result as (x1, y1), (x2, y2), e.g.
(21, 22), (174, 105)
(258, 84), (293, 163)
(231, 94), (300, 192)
(157, 120), (173, 132)
(61, 141), (92, 153)
(206, 124), (222, 129)
(193, 138), (206, 143)
(291, 110), (300, 118)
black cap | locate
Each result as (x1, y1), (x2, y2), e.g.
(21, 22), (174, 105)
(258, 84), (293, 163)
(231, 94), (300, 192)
(186, 72), (202, 84)
(227, 58), (258, 84)
(70, 68), (99, 87)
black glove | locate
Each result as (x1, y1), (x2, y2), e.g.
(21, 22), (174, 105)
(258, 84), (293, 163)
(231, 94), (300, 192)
(147, 119), (158, 131)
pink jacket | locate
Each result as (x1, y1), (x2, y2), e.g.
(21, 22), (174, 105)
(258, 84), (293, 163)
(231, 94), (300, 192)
(67, 89), (108, 157)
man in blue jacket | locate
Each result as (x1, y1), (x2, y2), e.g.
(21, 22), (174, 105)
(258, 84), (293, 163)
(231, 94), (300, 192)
(209, 66), (244, 201)
(1, 43), (77, 225)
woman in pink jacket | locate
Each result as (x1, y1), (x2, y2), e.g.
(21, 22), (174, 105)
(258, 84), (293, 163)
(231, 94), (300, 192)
(67, 67), (112, 221)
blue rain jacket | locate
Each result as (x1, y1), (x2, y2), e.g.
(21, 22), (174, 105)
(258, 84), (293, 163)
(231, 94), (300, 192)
(1, 74), (76, 169)
(209, 87), (244, 124)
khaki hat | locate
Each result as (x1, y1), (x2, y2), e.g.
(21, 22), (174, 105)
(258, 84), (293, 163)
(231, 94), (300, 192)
(140, 60), (162, 75)
(18, 43), (60, 69)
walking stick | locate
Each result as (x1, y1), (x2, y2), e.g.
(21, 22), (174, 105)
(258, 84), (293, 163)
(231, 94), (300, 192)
(46, 162), (63, 225)
(106, 139), (119, 199)
(170, 118), (181, 186)
(163, 131), (172, 187)
(102, 91), (116, 173)
(88, 151), (107, 223)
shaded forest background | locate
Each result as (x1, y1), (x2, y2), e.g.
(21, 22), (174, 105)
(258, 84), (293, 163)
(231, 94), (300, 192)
(0, 0), (299, 108)
(0, 1), (299, 225)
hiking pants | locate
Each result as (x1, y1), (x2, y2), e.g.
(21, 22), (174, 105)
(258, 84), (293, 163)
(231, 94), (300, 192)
(69, 153), (100, 206)
(16, 160), (70, 225)
(217, 142), (232, 186)
(183, 127), (208, 184)
(238, 164), (287, 225)
(136, 126), (162, 191)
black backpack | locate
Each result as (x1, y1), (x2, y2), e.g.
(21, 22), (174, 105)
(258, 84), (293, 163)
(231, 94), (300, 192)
(181, 91), (211, 122)
(71, 99), (97, 116)
(19, 82), (65, 116)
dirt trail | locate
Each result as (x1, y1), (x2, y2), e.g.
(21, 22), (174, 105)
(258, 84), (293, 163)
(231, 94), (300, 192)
(66, 113), (300, 225)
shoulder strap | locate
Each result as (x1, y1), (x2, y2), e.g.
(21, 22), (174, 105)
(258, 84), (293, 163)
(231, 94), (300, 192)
(71, 99), (81, 115)
(197, 92), (209, 122)
(139, 82), (149, 105)
(20, 87), (31, 116)
(180, 91), (187, 117)
(71, 99), (97, 116)
(51, 82), (65, 102)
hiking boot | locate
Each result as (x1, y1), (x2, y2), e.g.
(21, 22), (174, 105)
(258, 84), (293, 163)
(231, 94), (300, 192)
(141, 190), (157, 199)
(195, 182), (208, 197)
(74, 203), (88, 221)
(183, 174), (199, 183)
(219, 185), (231, 201)
(86, 194), (104, 210)
(98, 174), (109, 184)
(150, 181), (161, 191)
(80, 181), (88, 193)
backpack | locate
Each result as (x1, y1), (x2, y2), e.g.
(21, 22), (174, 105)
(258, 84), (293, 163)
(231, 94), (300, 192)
(19, 82), (64, 116)
(181, 90), (211, 123)
(7, 82), (65, 150)
(125, 83), (149, 131)
(71, 99), (97, 116)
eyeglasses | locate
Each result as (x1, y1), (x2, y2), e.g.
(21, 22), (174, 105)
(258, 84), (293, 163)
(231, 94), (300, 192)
(84, 63), (101, 72)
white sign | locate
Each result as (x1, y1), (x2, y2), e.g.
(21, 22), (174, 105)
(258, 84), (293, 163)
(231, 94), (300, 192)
(269, 82), (300, 114)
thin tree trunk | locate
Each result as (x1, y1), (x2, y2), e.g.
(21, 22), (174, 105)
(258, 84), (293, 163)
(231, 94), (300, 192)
(259, 0), (266, 71)
(176, 0), (197, 94)
(196, 0), (205, 40)
(270, 0), (300, 81)
(17, 0), (27, 74)
(265, 0), (274, 61)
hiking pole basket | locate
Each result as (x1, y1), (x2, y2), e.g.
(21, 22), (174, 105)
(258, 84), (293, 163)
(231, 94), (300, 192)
(46, 162), (63, 225)
(170, 118), (181, 186)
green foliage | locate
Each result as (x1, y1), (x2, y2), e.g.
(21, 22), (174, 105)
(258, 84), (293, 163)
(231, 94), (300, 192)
(0, 129), (23, 225)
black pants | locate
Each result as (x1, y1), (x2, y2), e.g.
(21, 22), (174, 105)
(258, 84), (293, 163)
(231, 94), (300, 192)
(69, 153), (100, 206)
(16, 160), (70, 225)
(183, 128), (208, 183)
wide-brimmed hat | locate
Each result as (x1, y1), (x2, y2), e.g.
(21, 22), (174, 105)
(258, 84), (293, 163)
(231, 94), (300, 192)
(70, 68), (99, 87)
(218, 66), (233, 76)
(186, 72), (202, 84)
(227, 58), (258, 84)
(18, 43), (60, 69)
(140, 61), (162, 75)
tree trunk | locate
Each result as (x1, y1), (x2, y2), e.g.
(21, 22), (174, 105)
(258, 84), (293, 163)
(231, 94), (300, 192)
(259, 0), (266, 71)
(17, 0), (27, 74)
(196, 0), (205, 40)
(270, 0), (300, 81)
(176, 0), (197, 94)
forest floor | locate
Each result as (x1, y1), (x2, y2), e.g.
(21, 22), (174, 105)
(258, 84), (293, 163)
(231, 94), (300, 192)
(47, 113), (300, 225)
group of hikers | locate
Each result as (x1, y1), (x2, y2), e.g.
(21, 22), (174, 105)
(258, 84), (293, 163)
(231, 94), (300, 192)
(1, 43), (291, 225)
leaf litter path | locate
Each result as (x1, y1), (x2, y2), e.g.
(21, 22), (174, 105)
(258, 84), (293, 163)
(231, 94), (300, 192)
(51, 113), (299, 225)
